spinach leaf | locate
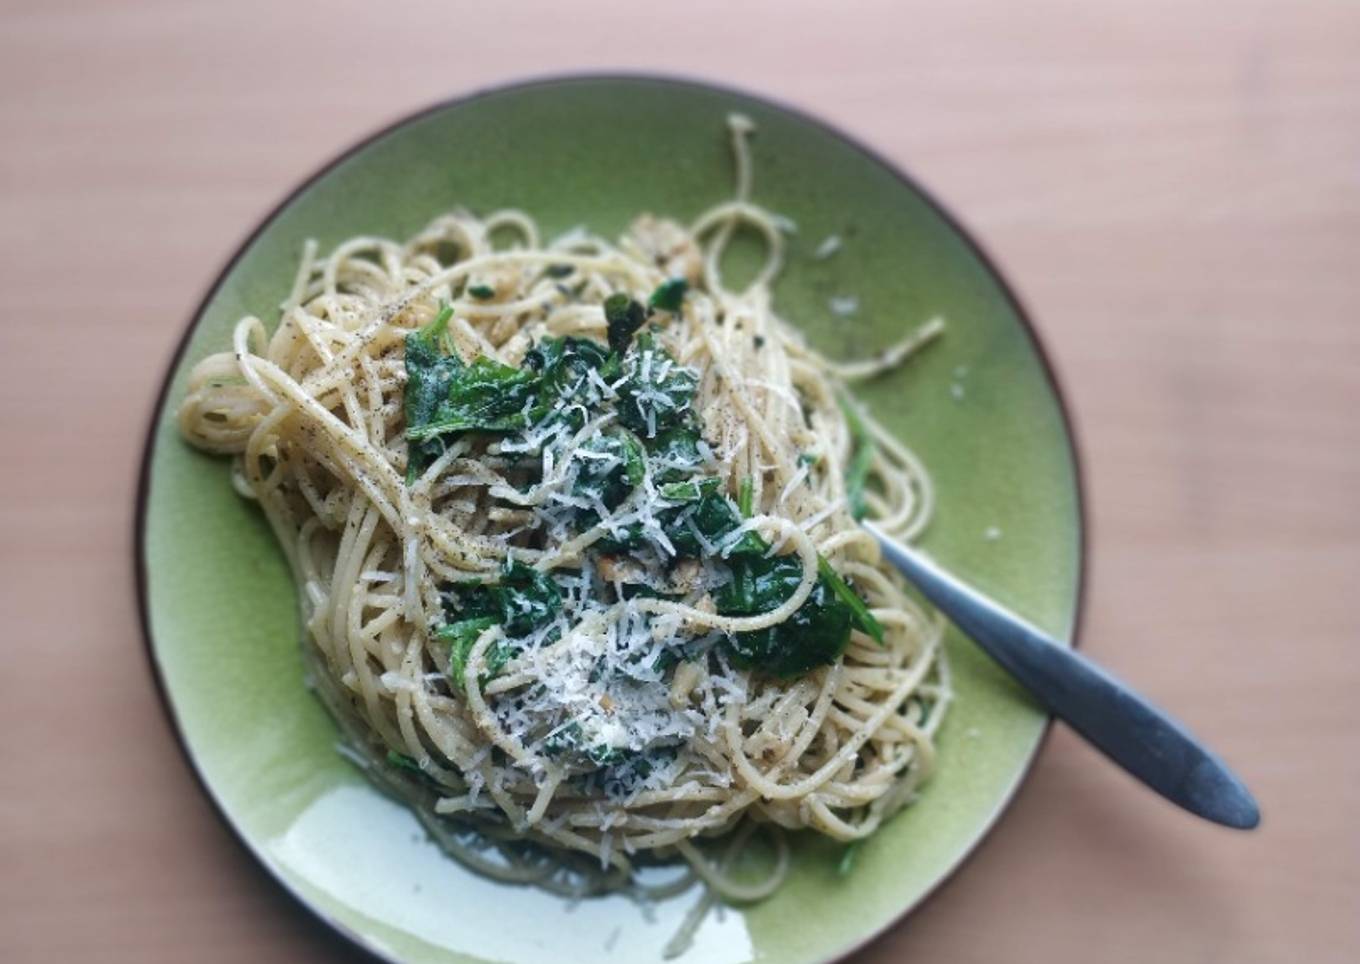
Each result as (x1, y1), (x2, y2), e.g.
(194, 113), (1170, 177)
(719, 558), (853, 677)
(838, 840), (863, 876)
(446, 559), (563, 637)
(440, 560), (565, 687)
(541, 722), (628, 768)
(407, 355), (539, 440)
(840, 395), (875, 521)
(587, 744), (629, 767)
(738, 476), (754, 518)
(715, 552), (803, 616)
(604, 293), (647, 355)
(651, 633), (710, 673)
(437, 617), (505, 690)
(616, 333), (698, 439)
(647, 426), (706, 482)
(589, 466), (758, 559)
(619, 433), (650, 489)
(494, 561), (564, 635)
(528, 336), (613, 435)
(648, 277), (688, 313)
(525, 335), (610, 393)
(663, 490), (759, 557)
(403, 303), (461, 481)
(540, 722), (577, 758)
(590, 480), (756, 559)
(572, 429), (647, 509)
(408, 302), (454, 356)
(382, 749), (444, 790)
(386, 750), (422, 772)
(592, 524), (646, 554)
(578, 744), (678, 799)
(817, 555), (884, 644)
(406, 335), (608, 445)
(658, 476), (723, 503)
(715, 552), (879, 675)
(467, 284), (495, 299)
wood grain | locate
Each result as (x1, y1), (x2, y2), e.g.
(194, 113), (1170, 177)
(1, 1), (1356, 961)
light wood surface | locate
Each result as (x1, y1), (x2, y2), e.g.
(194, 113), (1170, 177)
(2, 1), (1357, 961)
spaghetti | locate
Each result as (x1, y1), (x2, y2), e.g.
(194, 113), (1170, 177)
(179, 115), (950, 950)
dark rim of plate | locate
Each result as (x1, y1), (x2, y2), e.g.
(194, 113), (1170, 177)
(133, 71), (1090, 964)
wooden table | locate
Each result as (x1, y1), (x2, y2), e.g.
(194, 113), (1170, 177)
(3, 1), (1356, 961)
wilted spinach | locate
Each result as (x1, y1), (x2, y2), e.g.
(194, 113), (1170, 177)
(439, 560), (565, 689)
(648, 277), (688, 313)
(448, 559), (563, 636)
(572, 429), (647, 509)
(714, 539), (883, 676)
(647, 426), (706, 482)
(541, 721), (627, 768)
(615, 333), (698, 439)
(840, 395), (876, 521)
(578, 744), (679, 799)
(604, 293), (648, 356)
(404, 330), (610, 475)
(403, 303), (461, 481)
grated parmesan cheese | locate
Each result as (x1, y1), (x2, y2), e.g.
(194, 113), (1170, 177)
(813, 234), (843, 260)
(829, 295), (859, 317)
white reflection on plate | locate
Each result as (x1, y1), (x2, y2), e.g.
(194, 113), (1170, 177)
(269, 785), (754, 963)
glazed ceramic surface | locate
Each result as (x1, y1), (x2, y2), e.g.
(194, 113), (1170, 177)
(139, 75), (1083, 964)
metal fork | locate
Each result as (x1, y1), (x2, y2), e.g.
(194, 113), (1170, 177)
(865, 521), (1260, 829)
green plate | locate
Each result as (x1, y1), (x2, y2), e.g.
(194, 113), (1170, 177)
(138, 75), (1083, 964)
